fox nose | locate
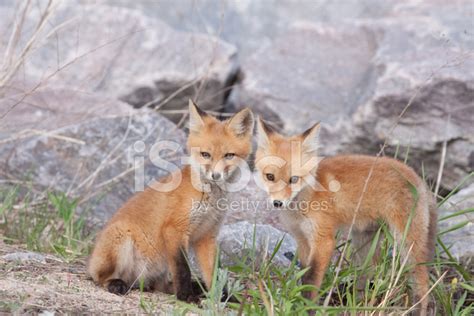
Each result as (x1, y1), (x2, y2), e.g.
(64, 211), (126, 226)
(273, 200), (283, 208)
(211, 172), (222, 181)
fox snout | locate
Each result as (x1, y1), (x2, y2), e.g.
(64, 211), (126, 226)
(263, 180), (303, 209)
(272, 200), (283, 208)
(205, 168), (224, 182)
(201, 162), (229, 182)
(270, 198), (294, 209)
(268, 190), (295, 209)
(211, 171), (222, 181)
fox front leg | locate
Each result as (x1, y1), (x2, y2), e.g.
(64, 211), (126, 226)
(302, 228), (336, 301)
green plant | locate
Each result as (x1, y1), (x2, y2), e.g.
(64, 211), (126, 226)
(166, 174), (473, 315)
(47, 192), (90, 259)
(1, 176), (471, 315)
(0, 188), (92, 261)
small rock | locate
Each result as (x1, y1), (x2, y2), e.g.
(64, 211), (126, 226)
(218, 221), (297, 267)
(225, 175), (283, 229)
(2, 252), (47, 264)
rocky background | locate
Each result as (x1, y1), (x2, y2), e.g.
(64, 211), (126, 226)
(0, 0), (473, 269)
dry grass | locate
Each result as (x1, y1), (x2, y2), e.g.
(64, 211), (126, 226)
(0, 239), (175, 314)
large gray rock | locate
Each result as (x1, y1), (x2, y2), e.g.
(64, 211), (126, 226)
(346, 6), (474, 190)
(232, 0), (473, 190)
(232, 23), (377, 132)
(0, 87), (186, 221)
(439, 185), (474, 263)
(0, 83), (132, 136)
(3, 2), (238, 124)
(218, 221), (296, 267)
(103, 0), (396, 58)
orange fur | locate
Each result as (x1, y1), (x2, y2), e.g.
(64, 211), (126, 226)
(88, 101), (254, 300)
(255, 119), (436, 316)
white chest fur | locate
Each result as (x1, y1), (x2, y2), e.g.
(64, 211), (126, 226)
(189, 182), (227, 241)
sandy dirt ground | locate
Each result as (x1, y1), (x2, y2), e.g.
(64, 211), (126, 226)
(0, 238), (178, 314)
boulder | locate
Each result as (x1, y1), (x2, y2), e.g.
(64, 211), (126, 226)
(0, 83), (132, 136)
(108, 0), (396, 59)
(0, 86), (186, 221)
(439, 185), (474, 263)
(2, 2), (238, 124)
(232, 0), (473, 190)
(231, 23), (377, 133)
(346, 8), (474, 190)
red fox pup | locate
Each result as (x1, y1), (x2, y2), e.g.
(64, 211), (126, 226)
(88, 100), (254, 301)
(255, 119), (437, 315)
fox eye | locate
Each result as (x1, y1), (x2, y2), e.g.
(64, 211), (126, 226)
(224, 153), (235, 160)
(289, 176), (299, 184)
(266, 173), (275, 182)
(201, 152), (211, 159)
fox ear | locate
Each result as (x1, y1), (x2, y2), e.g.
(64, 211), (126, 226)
(256, 118), (273, 150)
(301, 122), (320, 153)
(188, 99), (206, 133)
(227, 108), (254, 138)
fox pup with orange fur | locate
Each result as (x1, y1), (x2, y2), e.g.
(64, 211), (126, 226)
(255, 119), (436, 316)
(88, 100), (254, 301)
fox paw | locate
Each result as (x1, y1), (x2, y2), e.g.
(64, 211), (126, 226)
(186, 294), (202, 304)
(107, 279), (128, 295)
(190, 279), (206, 297)
(176, 289), (201, 303)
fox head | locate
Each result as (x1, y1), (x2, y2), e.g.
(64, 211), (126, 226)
(187, 100), (254, 183)
(255, 118), (321, 208)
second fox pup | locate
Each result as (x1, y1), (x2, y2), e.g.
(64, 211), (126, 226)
(255, 119), (436, 316)
(88, 100), (254, 301)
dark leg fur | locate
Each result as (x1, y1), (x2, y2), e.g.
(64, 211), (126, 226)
(108, 279), (128, 295)
(190, 279), (206, 297)
(174, 250), (237, 304)
(175, 247), (195, 302)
